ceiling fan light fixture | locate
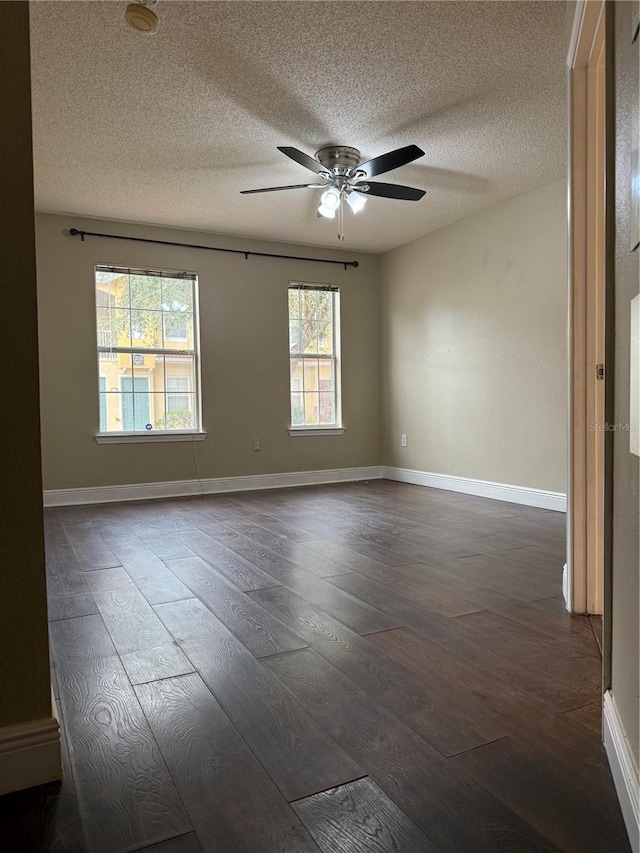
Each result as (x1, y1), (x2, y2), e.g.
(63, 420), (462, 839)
(320, 187), (341, 210)
(318, 186), (341, 218)
(346, 191), (367, 214)
(317, 202), (336, 219)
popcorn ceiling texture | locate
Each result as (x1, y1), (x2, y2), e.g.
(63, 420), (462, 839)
(30, 1), (566, 252)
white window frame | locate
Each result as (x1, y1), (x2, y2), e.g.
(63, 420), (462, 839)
(288, 282), (344, 436)
(94, 264), (205, 443)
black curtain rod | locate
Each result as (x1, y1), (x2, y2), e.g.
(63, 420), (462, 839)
(69, 228), (359, 269)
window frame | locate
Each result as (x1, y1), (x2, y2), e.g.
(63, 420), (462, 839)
(94, 264), (204, 442)
(287, 281), (343, 435)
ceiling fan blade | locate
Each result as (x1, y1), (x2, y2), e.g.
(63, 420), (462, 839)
(356, 181), (426, 201)
(350, 144), (425, 179)
(277, 146), (330, 175)
(240, 183), (325, 194)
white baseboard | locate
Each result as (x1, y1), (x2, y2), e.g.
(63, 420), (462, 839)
(382, 466), (567, 512)
(44, 465), (568, 510)
(603, 690), (640, 853)
(0, 715), (62, 795)
(43, 466), (384, 507)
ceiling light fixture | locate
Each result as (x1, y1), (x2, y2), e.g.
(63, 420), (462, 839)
(346, 190), (367, 214)
(317, 186), (341, 219)
(125, 0), (159, 34)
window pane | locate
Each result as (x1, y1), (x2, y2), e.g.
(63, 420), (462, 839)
(118, 392), (134, 431)
(163, 311), (191, 344)
(119, 352), (133, 378)
(290, 357), (303, 390)
(165, 395), (194, 429)
(303, 359), (319, 392)
(165, 356), (195, 384)
(97, 307), (132, 349)
(317, 291), (333, 323)
(300, 290), (317, 323)
(153, 354), (166, 394)
(99, 377), (107, 432)
(304, 392), (320, 425)
(149, 392), (168, 430)
(130, 275), (162, 310)
(132, 351), (152, 381)
(318, 292), (334, 353)
(131, 309), (163, 348)
(319, 392), (335, 425)
(165, 360), (195, 429)
(318, 360), (333, 392)
(318, 319), (333, 355)
(288, 289), (300, 319)
(101, 391), (120, 432)
(289, 319), (301, 355)
(99, 273), (130, 310)
(161, 279), (193, 313)
(291, 393), (304, 425)
(302, 319), (319, 355)
(121, 375), (151, 430)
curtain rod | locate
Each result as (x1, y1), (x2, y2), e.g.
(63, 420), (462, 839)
(69, 229), (359, 269)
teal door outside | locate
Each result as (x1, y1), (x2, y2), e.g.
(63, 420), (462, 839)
(121, 376), (150, 430)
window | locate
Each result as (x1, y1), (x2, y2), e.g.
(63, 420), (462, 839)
(288, 283), (340, 429)
(95, 266), (200, 435)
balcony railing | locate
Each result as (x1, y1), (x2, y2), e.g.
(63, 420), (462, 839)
(97, 329), (117, 360)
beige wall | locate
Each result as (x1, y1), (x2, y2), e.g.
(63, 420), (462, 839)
(35, 214), (381, 490)
(0, 2), (51, 727)
(611, 0), (639, 771)
(380, 179), (568, 493)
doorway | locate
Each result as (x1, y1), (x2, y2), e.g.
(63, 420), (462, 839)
(566, 0), (612, 652)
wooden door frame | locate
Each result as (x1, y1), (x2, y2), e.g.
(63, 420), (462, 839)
(566, 0), (613, 625)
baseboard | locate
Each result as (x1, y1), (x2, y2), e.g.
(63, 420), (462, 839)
(0, 715), (62, 795)
(43, 466), (384, 507)
(382, 467), (567, 512)
(603, 690), (640, 853)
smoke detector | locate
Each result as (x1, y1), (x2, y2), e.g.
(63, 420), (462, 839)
(125, 1), (158, 34)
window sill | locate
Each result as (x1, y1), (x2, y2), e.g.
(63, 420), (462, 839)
(95, 431), (207, 445)
(288, 427), (345, 437)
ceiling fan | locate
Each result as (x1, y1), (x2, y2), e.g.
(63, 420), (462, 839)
(241, 144), (426, 241)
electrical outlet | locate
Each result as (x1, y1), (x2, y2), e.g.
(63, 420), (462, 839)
(401, 434), (407, 447)
(253, 438), (261, 451)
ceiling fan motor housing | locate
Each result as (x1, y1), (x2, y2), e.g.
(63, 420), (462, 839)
(315, 146), (361, 174)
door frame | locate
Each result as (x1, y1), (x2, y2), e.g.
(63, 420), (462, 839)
(566, 0), (613, 633)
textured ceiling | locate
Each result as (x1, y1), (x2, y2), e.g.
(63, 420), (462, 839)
(29, 1), (567, 253)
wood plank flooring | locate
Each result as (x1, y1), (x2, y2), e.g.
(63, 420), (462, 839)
(0, 481), (630, 852)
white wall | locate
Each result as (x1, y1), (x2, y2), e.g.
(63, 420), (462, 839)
(380, 179), (567, 493)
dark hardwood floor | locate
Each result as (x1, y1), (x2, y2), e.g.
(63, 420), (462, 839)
(1, 481), (630, 852)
